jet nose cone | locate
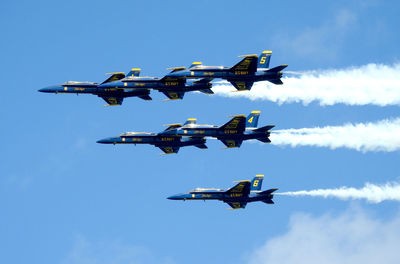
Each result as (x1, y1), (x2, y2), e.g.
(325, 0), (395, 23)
(167, 193), (186, 200)
(96, 137), (121, 144)
(167, 195), (180, 200)
(38, 85), (62, 93)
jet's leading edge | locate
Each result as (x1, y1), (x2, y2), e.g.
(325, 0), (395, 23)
(168, 175), (278, 209)
(162, 111), (274, 148)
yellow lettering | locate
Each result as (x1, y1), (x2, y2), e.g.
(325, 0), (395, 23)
(260, 57), (266, 64)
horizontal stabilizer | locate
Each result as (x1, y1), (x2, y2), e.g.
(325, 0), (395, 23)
(194, 143), (208, 149)
(266, 64), (288, 73)
(257, 137), (271, 143)
(262, 200), (274, 204)
(199, 88), (214, 94)
(138, 94), (152, 101)
(253, 125), (275, 132)
(259, 188), (278, 195)
(268, 79), (283, 85)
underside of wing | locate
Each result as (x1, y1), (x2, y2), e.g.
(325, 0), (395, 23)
(162, 91), (185, 100)
(100, 96), (124, 106)
(158, 146), (180, 154)
(219, 139), (243, 148)
(226, 201), (247, 209)
(228, 80), (254, 91)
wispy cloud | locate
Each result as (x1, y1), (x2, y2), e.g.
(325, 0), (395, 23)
(269, 118), (400, 152)
(61, 235), (175, 264)
(271, 9), (357, 60)
(277, 182), (400, 203)
(213, 63), (400, 106)
(247, 208), (400, 264)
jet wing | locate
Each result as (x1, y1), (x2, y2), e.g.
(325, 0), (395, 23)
(220, 116), (246, 131)
(226, 181), (251, 196)
(228, 80), (254, 91)
(101, 72), (126, 84)
(162, 91), (185, 100)
(226, 202), (248, 209)
(158, 146), (180, 154)
(163, 123), (183, 131)
(219, 139), (243, 148)
(231, 55), (258, 73)
(100, 96), (124, 106)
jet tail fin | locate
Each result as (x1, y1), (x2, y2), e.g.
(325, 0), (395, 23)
(258, 51), (272, 69)
(189, 62), (202, 68)
(246, 111), (261, 128)
(126, 68), (141, 77)
(250, 175), (264, 191)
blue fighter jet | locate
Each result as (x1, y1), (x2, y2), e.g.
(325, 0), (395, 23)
(118, 73), (213, 100)
(168, 175), (278, 209)
(39, 69), (152, 106)
(162, 111), (274, 148)
(96, 121), (208, 154)
(165, 51), (287, 91)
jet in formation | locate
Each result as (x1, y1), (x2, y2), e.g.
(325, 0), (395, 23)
(168, 175), (278, 209)
(39, 51), (286, 105)
(166, 51), (287, 91)
(96, 119), (208, 154)
(162, 111), (274, 148)
(39, 69), (213, 106)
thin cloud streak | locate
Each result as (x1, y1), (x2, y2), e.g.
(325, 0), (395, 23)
(277, 182), (400, 203)
(212, 63), (400, 106)
(269, 118), (400, 152)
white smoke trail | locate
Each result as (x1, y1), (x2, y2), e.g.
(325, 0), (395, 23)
(212, 63), (400, 106)
(277, 182), (400, 203)
(270, 118), (400, 152)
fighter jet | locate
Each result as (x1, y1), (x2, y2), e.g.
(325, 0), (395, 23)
(119, 73), (213, 100)
(39, 69), (152, 106)
(96, 121), (208, 154)
(168, 175), (278, 209)
(161, 111), (274, 148)
(165, 51), (287, 91)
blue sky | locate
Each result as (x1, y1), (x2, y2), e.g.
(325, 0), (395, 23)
(1, 0), (400, 263)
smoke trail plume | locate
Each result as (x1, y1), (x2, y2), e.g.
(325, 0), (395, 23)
(212, 63), (400, 106)
(277, 182), (400, 203)
(270, 118), (400, 152)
